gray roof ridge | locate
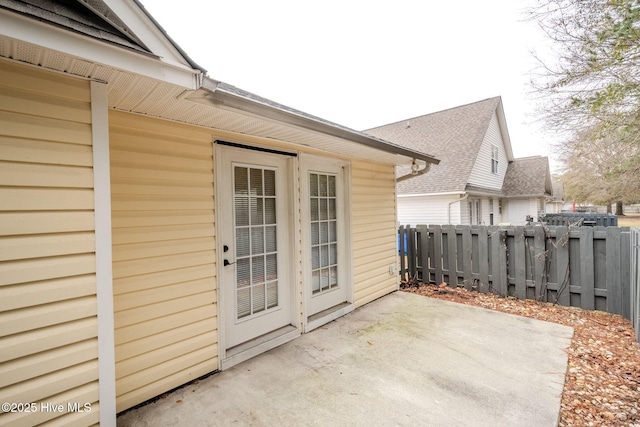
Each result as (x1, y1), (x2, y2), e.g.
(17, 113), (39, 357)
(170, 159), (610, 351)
(364, 96), (501, 132)
(514, 155), (548, 160)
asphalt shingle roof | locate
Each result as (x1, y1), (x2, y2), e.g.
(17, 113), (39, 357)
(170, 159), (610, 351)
(502, 156), (553, 197)
(364, 97), (501, 194)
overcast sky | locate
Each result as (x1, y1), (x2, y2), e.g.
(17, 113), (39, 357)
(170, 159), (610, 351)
(143, 1), (557, 167)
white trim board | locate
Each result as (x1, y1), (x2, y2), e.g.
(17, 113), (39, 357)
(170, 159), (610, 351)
(91, 81), (116, 426)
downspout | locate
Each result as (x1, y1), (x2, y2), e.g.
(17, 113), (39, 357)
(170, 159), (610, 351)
(448, 195), (469, 224)
(396, 160), (431, 183)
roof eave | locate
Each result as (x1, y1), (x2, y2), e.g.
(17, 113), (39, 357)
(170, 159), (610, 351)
(196, 79), (440, 165)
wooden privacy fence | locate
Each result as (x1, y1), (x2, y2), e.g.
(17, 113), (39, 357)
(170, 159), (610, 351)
(398, 224), (640, 341)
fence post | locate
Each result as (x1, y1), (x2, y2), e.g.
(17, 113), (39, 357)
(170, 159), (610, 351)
(433, 225), (443, 284)
(416, 225), (429, 283)
(445, 225), (457, 286)
(621, 229), (631, 320)
(555, 226), (571, 307)
(632, 229), (640, 342)
(534, 226), (546, 302)
(490, 227), (502, 295)
(478, 225), (489, 290)
(606, 227), (622, 315)
(580, 227), (595, 310)
(407, 225), (417, 280)
(514, 226), (527, 299)
(499, 230), (508, 296)
(461, 226), (473, 290)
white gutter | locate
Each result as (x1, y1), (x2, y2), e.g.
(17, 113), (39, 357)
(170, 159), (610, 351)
(396, 160), (432, 183)
(194, 78), (441, 165)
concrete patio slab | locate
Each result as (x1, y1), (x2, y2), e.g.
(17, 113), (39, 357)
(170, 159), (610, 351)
(117, 292), (573, 427)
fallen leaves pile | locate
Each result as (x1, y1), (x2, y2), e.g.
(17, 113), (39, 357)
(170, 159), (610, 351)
(401, 282), (640, 427)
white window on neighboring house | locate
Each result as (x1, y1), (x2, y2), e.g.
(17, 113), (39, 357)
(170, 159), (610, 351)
(491, 145), (499, 174)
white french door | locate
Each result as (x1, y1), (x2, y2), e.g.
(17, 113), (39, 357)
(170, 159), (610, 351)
(217, 145), (294, 349)
(301, 155), (350, 318)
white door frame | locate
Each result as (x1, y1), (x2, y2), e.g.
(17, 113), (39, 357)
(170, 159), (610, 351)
(215, 142), (300, 369)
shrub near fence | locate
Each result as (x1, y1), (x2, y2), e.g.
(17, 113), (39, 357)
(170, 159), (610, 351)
(398, 224), (640, 341)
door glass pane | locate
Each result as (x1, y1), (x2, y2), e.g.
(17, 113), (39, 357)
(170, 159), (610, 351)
(250, 168), (263, 196)
(265, 198), (276, 224)
(266, 282), (278, 308)
(235, 167), (248, 195)
(252, 284), (265, 314)
(310, 174), (318, 197)
(264, 170), (276, 196)
(265, 225), (277, 252)
(235, 197), (249, 227)
(234, 165), (279, 319)
(251, 198), (264, 225)
(266, 253), (277, 281)
(236, 227), (249, 257)
(309, 172), (339, 296)
(251, 227), (264, 254)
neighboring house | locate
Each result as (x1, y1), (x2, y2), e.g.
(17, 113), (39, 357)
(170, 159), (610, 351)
(546, 181), (567, 214)
(0, 1), (438, 425)
(502, 156), (554, 224)
(366, 97), (513, 226)
(365, 97), (553, 226)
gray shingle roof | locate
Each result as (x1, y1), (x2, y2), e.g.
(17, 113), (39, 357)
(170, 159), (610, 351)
(551, 181), (564, 201)
(502, 156), (553, 197)
(364, 97), (501, 194)
(0, 0), (150, 53)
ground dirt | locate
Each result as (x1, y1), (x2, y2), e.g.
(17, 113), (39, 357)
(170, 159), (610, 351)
(401, 282), (640, 427)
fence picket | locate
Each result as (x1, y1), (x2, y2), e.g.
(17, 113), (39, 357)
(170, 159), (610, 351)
(445, 225), (457, 287)
(490, 227), (502, 294)
(478, 226), (489, 291)
(606, 227), (622, 315)
(555, 226), (571, 307)
(534, 226), (546, 301)
(417, 225), (429, 283)
(461, 226), (473, 290)
(408, 224), (417, 280)
(580, 227), (595, 310)
(433, 225), (443, 284)
(514, 226), (527, 299)
(398, 225), (639, 332)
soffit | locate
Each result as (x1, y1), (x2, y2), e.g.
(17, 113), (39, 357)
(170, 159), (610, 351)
(0, 35), (438, 166)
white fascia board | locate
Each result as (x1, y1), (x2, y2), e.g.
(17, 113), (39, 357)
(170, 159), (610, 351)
(103, 0), (198, 71)
(495, 98), (515, 161)
(0, 10), (200, 89)
(398, 191), (466, 198)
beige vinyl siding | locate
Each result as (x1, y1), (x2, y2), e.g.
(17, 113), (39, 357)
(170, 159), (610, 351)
(110, 111), (218, 413)
(468, 112), (508, 189)
(0, 60), (99, 426)
(351, 160), (398, 306)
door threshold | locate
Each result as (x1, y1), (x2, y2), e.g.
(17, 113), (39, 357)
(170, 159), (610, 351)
(306, 302), (354, 332)
(222, 325), (300, 370)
